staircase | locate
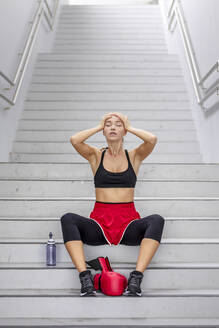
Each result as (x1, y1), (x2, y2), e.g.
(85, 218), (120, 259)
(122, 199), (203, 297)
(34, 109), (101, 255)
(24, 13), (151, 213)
(1, 3), (219, 327)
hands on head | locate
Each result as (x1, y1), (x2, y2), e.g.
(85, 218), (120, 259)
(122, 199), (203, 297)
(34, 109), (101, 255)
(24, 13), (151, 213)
(99, 112), (131, 131)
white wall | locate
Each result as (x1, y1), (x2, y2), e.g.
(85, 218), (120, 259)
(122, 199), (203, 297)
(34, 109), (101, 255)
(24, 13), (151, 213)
(159, 0), (219, 163)
(0, 0), (68, 162)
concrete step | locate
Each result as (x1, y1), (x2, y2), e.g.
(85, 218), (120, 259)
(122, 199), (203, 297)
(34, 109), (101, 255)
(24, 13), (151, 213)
(1, 237), (219, 262)
(0, 289), (218, 319)
(56, 25), (164, 32)
(0, 217), (219, 239)
(35, 59), (180, 70)
(0, 264), (219, 290)
(27, 82), (188, 92)
(55, 30), (165, 36)
(32, 66), (181, 76)
(60, 5), (161, 11)
(58, 16), (163, 22)
(1, 261), (219, 269)
(31, 75), (186, 85)
(59, 9), (162, 13)
(57, 19), (163, 24)
(53, 41), (167, 48)
(56, 22), (164, 29)
(0, 198), (216, 217)
(25, 90), (188, 101)
(15, 129), (197, 142)
(9, 153), (203, 162)
(24, 99), (190, 110)
(1, 179), (218, 197)
(60, 4), (161, 9)
(53, 36), (166, 41)
(20, 109), (192, 118)
(59, 13), (162, 18)
(11, 141), (200, 154)
(32, 68), (183, 81)
(36, 52), (180, 61)
(0, 317), (219, 326)
(0, 163), (218, 180)
(16, 119), (195, 130)
(55, 30), (165, 37)
(52, 45), (168, 52)
(60, 9), (161, 13)
(20, 109), (192, 119)
(59, 8), (162, 14)
(56, 27), (165, 35)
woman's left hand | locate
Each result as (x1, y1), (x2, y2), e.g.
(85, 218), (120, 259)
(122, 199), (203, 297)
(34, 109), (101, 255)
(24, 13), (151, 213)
(111, 112), (131, 131)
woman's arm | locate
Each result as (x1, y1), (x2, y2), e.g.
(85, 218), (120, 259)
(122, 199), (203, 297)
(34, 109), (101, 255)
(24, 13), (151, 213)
(106, 112), (157, 162)
(127, 126), (157, 144)
(70, 113), (116, 161)
(70, 125), (102, 144)
(127, 126), (157, 162)
(70, 125), (102, 162)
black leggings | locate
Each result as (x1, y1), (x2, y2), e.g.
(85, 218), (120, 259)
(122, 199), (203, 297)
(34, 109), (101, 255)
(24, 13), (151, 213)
(60, 211), (165, 246)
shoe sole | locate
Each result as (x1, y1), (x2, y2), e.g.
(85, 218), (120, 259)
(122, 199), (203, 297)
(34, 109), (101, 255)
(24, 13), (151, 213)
(80, 290), (97, 297)
(123, 290), (142, 297)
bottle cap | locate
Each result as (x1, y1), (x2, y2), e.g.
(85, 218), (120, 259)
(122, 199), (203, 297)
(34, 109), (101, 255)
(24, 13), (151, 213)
(47, 232), (55, 244)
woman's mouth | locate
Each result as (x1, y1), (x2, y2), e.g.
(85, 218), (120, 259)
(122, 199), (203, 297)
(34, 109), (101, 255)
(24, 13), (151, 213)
(110, 132), (117, 135)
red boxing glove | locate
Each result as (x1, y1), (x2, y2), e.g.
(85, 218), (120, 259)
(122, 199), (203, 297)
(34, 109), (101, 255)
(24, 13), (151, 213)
(86, 256), (127, 296)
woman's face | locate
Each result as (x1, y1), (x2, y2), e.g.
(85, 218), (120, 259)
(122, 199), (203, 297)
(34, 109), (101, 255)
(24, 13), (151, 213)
(103, 115), (125, 141)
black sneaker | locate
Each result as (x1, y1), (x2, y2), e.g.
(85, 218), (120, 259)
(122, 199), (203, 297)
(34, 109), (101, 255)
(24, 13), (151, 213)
(123, 270), (144, 297)
(79, 269), (97, 297)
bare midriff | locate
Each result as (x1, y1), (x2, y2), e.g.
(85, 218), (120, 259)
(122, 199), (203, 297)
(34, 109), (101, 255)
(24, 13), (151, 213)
(95, 187), (135, 203)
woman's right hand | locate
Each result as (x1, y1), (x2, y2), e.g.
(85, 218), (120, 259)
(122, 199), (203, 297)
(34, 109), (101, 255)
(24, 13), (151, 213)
(98, 113), (115, 130)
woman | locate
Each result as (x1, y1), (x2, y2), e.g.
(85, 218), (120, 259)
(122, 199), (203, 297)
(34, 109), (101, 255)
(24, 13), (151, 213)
(60, 112), (165, 297)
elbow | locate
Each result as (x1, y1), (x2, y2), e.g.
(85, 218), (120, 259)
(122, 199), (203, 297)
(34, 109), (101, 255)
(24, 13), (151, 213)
(70, 137), (77, 145)
(151, 136), (158, 144)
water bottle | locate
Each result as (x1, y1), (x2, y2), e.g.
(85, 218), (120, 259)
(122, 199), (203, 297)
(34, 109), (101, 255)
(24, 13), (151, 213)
(46, 232), (56, 266)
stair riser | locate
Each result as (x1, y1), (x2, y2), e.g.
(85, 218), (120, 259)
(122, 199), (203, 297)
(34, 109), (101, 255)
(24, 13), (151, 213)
(54, 35), (166, 40)
(37, 53), (178, 58)
(0, 268), (218, 290)
(15, 130), (196, 142)
(0, 163), (218, 180)
(25, 92), (188, 101)
(52, 46), (168, 52)
(11, 142), (200, 154)
(9, 153), (203, 162)
(0, 296), (218, 318)
(0, 180), (218, 197)
(1, 243), (219, 263)
(31, 77), (186, 86)
(35, 61), (180, 69)
(0, 199), (216, 217)
(0, 220), (218, 239)
(17, 121), (194, 130)
(56, 28), (165, 35)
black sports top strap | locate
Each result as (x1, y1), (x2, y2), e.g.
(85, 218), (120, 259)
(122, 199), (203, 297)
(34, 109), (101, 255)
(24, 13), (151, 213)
(103, 147), (131, 166)
(125, 149), (131, 166)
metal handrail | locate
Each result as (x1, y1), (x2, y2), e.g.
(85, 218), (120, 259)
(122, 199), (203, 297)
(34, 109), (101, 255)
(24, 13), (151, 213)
(161, 0), (219, 112)
(0, 0), (59, 110)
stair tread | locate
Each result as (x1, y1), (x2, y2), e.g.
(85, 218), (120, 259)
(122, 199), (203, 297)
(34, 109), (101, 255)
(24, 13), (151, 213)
(1, 261), (219, 269)
(0, 237), (219, 243)
(0, 317), (219, 326)
(1, 288), (219, 297)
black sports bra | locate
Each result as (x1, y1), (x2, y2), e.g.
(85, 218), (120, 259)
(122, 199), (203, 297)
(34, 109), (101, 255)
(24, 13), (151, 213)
(94, 147), (137, 188)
